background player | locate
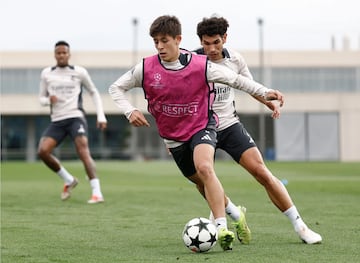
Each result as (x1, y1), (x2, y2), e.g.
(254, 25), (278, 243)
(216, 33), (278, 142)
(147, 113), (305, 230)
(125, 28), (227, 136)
(38, 40), (107, 204)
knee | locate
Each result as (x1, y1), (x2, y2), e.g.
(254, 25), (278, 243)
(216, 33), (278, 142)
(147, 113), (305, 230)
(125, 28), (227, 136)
(37, 145), (49, 160)
(195, 161), (213, 177)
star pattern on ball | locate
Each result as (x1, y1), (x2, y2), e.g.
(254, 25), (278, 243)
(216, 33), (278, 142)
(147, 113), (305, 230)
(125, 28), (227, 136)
(207, 231), (217, 246)
(194, 218), (210, 233)
(189, 232), (203, 249)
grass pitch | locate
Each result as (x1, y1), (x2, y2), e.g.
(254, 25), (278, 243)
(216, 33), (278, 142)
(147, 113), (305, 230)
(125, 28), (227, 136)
(1, 161), (360, 262)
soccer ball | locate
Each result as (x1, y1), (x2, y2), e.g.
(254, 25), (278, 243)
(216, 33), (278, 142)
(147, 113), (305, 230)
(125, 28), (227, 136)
(182, 217), (218, 253)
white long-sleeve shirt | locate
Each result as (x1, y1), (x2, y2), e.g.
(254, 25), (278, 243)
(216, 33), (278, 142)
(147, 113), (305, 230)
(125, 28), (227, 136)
(109, 53), (271, 147)
(210, 48), (253, 131)
(39, 65), (107, 123)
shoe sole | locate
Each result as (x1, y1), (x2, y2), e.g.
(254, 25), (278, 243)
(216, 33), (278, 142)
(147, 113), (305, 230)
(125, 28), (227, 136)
(87, 195), (104, 204)
(301, 238), (322, 244)
(87, 199), (104, 204)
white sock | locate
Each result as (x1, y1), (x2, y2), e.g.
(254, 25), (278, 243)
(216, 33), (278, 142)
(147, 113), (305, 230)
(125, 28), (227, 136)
(215, 217), (227, 231)
(57, 166), (74, 185)
(283, 205), (306, 231)
(90, 178), (103, 197)
(225, 198), (240, 221)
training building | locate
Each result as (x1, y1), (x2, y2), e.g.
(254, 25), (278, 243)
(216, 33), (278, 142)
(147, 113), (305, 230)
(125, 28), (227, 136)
(1, 48), (360, 161)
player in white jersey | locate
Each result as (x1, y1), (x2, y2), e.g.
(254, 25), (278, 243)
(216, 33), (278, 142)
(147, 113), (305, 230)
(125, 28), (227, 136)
(195, 16), (322, 244)
(109, 15), (284, 251)
(38, 41), (107, 204)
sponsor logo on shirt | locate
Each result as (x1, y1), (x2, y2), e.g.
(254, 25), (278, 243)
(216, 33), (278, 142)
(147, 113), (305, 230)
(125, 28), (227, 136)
(215, 86), (231, 101)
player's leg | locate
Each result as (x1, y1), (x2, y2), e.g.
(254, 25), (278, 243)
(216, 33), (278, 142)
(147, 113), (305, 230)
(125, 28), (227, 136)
(187, 161), (238, 238)
(191, 129), (234, 250)
(168, 142), (227, 211)
(240, 147), (293, 211)
(239, 138), (321, 243)
(38, 136), (61, 171)
(219, 123), (292, 211)
(184, 153), (233, 215)
(73, 135), (96, 180)
(70, 118), (104, 203)
(169, 138), (234, 251)
(216, 123), (252, 244)
(227, 123), (314, 241)
(37, 122), (78, 200)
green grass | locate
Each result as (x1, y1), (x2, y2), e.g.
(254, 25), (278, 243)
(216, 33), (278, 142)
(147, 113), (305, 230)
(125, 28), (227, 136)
(1, 161), (360, 263)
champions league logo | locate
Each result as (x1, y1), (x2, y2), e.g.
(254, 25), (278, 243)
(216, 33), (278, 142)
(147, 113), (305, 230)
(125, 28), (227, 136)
(150, 73), (163, 89)
(154, 73), (161, 82)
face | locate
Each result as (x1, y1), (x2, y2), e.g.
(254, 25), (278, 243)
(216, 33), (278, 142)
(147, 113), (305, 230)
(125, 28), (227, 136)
(200, 34), (227, 61)
(54, 45), (70, 67)
(152, 34), (181, 62)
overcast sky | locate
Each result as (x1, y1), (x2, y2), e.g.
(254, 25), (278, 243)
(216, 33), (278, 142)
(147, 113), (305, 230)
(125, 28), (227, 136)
(1, 0), (359, 52)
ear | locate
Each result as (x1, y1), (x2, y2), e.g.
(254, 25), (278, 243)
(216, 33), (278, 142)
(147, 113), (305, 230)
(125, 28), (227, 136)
(175, 35), (182, 45)
(222, 33), (228, 44)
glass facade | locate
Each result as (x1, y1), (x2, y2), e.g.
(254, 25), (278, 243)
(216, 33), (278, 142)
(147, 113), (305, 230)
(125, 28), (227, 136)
(2, 66), (359, 95)
(1, 69), (40, 94)
(0, 115), (131, 161)
(0, 68), (128, 94)
(270, 67), (358, 92)
(1, 116), (28, 160)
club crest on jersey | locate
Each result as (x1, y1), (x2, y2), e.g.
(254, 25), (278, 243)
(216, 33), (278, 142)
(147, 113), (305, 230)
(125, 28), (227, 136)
(150, 73), (163, 89)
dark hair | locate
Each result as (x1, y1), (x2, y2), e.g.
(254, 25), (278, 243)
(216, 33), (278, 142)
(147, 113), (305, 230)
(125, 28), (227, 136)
(149, 15), (181, 38)
(196, 17), (229, 39)
(55, 40), (70, 48)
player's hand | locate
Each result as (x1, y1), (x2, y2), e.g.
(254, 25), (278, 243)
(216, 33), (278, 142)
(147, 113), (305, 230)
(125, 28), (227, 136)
(166, 146), (172, 155)
(265, 89), (284, 107)
(97, 121), (107, 131)
(129, 110), (150, 127)
(49, 95), (58, 104)
(266, 101), (281, 119)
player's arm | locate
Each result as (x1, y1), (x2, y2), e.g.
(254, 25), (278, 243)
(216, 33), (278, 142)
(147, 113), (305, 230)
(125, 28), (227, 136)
(207, 61), (283, 104)
(80, 67), (107, 130)
(39, 69), (53, 106)
(91, 88), (108, 130)
(39, 68), (58, 106)
(109, 63), (150, 127)
(237, 53), (253, 80)
(251, 95), (281, 119)
(236, 54), (281, 118)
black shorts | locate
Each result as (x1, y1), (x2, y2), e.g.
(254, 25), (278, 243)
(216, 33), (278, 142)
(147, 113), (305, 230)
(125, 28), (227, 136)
(216, 122), (256, 162)
(169, 128), (217, 178)
(42, 117), (88, 146)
